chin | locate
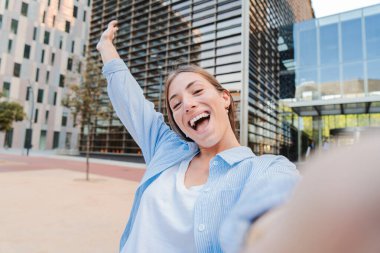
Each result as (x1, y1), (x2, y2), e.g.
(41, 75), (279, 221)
(193, 134), (220, 148)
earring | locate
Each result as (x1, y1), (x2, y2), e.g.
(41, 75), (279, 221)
(226, 107), (229, 113)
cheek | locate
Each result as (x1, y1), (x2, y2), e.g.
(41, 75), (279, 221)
(172, 111), (183, 127)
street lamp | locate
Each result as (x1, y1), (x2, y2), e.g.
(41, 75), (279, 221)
(26, 82), (34, 156)
(152, 54), (164, 113)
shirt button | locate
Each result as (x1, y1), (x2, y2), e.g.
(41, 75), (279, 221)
(198, 224), (206, 232)
(213, 161), (218, 166)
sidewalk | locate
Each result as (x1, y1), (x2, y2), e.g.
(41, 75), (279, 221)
(0, 149), (145, 253)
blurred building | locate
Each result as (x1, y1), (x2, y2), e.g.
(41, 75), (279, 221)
(281, 4), (380, 160)
(0, 0), (91, 152)
(84, 0), (314, 159)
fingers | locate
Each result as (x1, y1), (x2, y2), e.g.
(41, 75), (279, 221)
(107, 20), (118, 40)
(108, 20), (118, 29)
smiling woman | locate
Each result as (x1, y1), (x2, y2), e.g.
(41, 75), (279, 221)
(97, 20), (300, 253)
(165, 65), (237, 145)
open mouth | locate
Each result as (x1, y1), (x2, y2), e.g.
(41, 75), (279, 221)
(189, 112), (211, 131)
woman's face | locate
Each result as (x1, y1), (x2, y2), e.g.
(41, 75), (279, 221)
(168, 72), (231, 148)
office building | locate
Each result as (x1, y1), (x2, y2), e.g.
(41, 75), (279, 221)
(84, 0), (314, 158)
(281, 4), (380, 159)
(0, 0), (91, 151)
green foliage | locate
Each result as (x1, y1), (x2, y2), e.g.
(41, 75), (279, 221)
(0, 96), (25, 131)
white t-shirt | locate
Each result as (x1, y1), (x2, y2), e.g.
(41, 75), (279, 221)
(121, 158), (203, 253)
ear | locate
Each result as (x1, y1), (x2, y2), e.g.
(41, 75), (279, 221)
(221, 90), (231, 109)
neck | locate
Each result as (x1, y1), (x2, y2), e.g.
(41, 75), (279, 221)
(198, 130), (240, 159)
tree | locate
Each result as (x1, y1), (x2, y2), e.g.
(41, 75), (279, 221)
(0, 93), (25, 132)
(62, 60), (111, 180)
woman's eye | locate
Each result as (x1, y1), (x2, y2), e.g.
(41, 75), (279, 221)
(173, 102), (181, 110)
(193, 89), (203, 95)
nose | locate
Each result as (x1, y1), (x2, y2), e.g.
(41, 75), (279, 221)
(183, 96), (197, 113)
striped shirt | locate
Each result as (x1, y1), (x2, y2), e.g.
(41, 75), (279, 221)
(103, 59), (299, 253)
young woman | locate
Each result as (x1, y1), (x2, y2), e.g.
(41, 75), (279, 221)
(97, 21), (299, 253)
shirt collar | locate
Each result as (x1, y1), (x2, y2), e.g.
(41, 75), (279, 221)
(216, 146), (255, 166)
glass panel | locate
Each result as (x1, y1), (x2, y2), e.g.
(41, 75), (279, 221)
(342, 62), (364, 97)
(319, 24), (339, 65)
(298, 28), (317, 67)
(365, 14), (380, 60)
(295, 68), (318, 100)
(320, 66), (340, 99)
(367, 59), (380, 95)
(341, 18), (363, 62)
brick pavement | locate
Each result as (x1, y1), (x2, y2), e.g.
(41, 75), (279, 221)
(0, 151), (145, 253)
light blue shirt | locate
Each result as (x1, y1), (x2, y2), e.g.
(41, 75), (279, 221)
(103, 59), (299, 253)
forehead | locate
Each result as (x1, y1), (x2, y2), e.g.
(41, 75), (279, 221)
(168, 72), (211, 95)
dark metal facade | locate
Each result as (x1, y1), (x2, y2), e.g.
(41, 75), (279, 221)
(84, 0), (312, 157)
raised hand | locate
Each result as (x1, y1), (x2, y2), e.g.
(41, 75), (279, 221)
(97, 20), (120, 64)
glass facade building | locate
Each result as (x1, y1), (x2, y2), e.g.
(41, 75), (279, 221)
(281, 4), (380, 159)
(85, 0), (313, 158)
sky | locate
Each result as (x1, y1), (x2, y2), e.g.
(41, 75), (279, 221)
(311, 0), (380, 17)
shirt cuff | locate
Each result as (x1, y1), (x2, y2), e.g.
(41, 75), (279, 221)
(102, 58), (129, 75)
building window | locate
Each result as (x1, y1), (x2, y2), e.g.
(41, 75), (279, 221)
(7, 39), (12, 53)
(65, 21), (70, 33)
(11, 19), (18, 34)
(77, 62), (82, 73)
(67, 58), (73, 71)
(87, 0), (91, 7)
(23, 44), (31, 59)
(83, 11), (86, 22)
(58, 0), (61, 10)
(59, 74), (65, 87)
(82, 45), (86, 57)
(48, 0), (51, 6)
(52, 15), (56, 26)
(37, 89), (44, 103)
(51, 53), (55, 65)
(59, 37), (63, 49)
(25, 87), (30, 100)
(33, 27), (37, 40)
(45, 71), (50, 83)
(41, 49), (45, 63)
(0, 15), (3, 29)
(44, 31), (50, 45)
(35, 68), (40, 82)
(21, 2), (28, 16)
(13, 63), (21, 77)
(61, 114), (68, 127)
(34, 109), (39, 123)
(45, 111), (49, 124)
(73, 6), (78, 18)
(5, 0), (9, 9)
(4, 128), (13, 148)
(53, 92), (57, 105)
(71, 41), (75, 53)
(53, 131), (60, 148)
(42, 11), (46, 23)
(2, 82), (10, 98)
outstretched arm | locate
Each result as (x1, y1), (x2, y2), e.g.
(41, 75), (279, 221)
(97, 21), (183, 165)
(96, 20), (120, 64)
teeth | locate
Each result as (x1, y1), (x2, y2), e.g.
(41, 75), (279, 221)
(190, 113), (210, 127)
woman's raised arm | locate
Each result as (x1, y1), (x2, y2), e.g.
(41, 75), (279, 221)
(97, 20), (120, 64)
(97, 21), (180, 165)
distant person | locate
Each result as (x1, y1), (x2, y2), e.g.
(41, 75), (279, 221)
(97, 21), (299, 253)
(322, 138), (330, 151)
(241, 131), (380, 253)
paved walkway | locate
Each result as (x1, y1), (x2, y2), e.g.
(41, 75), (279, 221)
(0, 149), (145, 253)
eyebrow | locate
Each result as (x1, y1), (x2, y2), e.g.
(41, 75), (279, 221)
(169, 80), (197, 102)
